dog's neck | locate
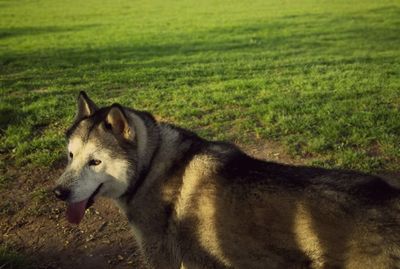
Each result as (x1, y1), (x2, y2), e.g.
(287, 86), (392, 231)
(137, 124), (188, 196)
(120, 122), (202, 205)
(116, 123), (205, 249)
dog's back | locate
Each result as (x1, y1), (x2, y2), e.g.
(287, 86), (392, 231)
(160, 140), (400, 268)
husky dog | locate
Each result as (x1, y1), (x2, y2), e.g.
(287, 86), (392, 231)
(54, 91), (400, 269)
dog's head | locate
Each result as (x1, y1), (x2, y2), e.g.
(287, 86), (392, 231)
(54, 92), (139, 224)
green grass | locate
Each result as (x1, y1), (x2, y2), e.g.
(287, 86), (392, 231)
(0, 0), (399, 172)
(0, 245), (31, 269)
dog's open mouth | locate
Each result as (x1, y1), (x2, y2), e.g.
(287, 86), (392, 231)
(66, 183), (103, 224)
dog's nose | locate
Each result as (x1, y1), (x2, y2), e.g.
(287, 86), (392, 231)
(53, 186), (70, 201)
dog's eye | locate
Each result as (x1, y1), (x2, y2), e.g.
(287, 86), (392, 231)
(88, 159), (102, 166)
(69, 152), (73, 159)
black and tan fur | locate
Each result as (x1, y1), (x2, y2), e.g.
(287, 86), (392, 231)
(55, 92), (400, 269)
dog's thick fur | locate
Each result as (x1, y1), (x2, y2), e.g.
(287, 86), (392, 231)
(55, 92), (400, 269)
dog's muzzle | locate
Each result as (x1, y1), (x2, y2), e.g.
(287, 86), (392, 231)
(53, 186), (71, 201)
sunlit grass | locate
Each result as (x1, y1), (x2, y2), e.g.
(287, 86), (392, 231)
(0, 0), (399, 172)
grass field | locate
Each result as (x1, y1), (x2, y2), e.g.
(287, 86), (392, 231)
(0, 1), (399, 267)
(1, 0), (399, 173)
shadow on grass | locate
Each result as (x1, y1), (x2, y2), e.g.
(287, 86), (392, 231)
(1, 6), (398, 113)
(1, 7), (399, 90)
(0, 107), (27, 132)
(0, 24), (99, 40)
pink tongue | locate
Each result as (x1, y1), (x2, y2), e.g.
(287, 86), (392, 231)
(66, 199), (88, 224)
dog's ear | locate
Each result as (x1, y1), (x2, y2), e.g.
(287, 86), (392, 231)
(75, 91), (98, 121)
(105, 104), (134, 141)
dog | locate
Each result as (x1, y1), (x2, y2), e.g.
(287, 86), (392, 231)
(54, 91), (400, 268)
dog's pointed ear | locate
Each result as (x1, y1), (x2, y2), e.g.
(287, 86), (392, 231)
(105, 104), (134, 141)
(75, 91), (98, 121)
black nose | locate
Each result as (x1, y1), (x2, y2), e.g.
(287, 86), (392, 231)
(53, 186), (70, 201)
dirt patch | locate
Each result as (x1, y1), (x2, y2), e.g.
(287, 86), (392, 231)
(244, 140), (304, 165)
